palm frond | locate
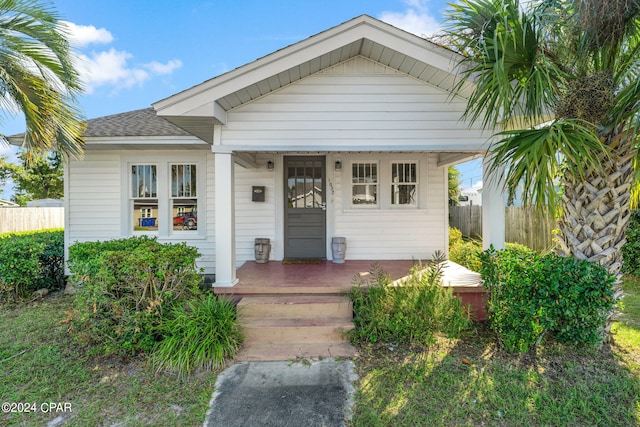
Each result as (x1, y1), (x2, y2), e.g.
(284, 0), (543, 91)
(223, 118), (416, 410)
(569, 0), (640, 70)
(445, 0), (565, 128)
(0, 0), (84, 156)
(486, 119), (605, 212)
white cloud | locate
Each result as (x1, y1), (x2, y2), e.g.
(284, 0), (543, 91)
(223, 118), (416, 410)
(379, 0), (440, 37)
(75, 48), (150, 94)
(62, 21), (181, 94)
(62, 21), (113, 48)
(144, 59), (183, 75)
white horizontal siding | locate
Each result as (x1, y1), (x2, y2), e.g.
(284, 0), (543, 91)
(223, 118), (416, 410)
(68, 151), (447, 270)
(333, 153), (447, 260)
(234, 154), (277, 265)
(223, 57), (488, 149)
(67, 151), (121, 242)
(67, 150), (218, 275)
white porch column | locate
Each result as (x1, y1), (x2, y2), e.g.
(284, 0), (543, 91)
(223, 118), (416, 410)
(482, 156), (505, 250)
(214, 150), (238, 287)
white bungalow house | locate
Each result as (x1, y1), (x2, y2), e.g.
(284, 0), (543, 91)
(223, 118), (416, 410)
(44, 15), (509, 359)
(61, 15), (505, 289)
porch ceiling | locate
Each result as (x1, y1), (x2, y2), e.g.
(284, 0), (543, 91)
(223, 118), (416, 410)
(232, 151), (484, 170)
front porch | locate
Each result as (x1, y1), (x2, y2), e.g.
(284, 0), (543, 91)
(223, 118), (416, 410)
(216, 260), (485, 309)
(215, 260), (486, 361)
(217, 260), (418, 296)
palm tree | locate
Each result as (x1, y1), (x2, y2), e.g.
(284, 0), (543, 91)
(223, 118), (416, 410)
(0, 0), (84, 156)
(445, 0), (640, 326)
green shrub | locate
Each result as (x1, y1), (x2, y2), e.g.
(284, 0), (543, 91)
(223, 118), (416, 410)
(480, 247), (616, 352)
(504, 242), (537, 257)
(449, 239), (482, 272)
(349, 254), (471, 345)
(622, 209), (640, 276)
(152, 294), (242, 376)
(0, 229), (64, 302)
(449, 226), (463, 248)
(67, 236), (203, 355)
(449, 226), (483, 272)
(449, 225), (537, 273)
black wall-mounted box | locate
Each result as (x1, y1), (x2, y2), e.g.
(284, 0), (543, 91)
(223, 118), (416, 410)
(252, 186), (265, 202)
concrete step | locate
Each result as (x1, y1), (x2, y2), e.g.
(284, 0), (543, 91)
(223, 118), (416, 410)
(235, 342), (358, 362)
(241, 317), (354, 344)
(238, 295), (353, 319)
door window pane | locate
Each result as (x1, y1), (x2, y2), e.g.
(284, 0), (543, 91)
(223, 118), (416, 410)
(287, 159), (324, 208)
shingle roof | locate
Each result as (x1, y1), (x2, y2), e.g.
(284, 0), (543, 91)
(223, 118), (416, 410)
(84, 108), (192, 137)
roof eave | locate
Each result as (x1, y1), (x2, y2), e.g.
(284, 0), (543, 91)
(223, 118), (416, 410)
(153, 15), (467, 118)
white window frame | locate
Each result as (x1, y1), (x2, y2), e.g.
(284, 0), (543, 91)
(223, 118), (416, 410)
(170, 163), (199, 233)
(390, 161), (418, 208)
(123, 155), (206, 238)
(130, 163), (159, 234)
(350, 161), (379, 208)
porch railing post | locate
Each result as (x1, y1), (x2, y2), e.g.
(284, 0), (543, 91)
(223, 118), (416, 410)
(214, 149), (238, 287)
(482, 156), (505, 250)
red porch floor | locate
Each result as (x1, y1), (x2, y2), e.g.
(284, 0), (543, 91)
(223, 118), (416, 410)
(215, 260), (419, 296)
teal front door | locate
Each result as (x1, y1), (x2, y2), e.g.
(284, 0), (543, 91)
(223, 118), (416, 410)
(284, 156), (326, 259)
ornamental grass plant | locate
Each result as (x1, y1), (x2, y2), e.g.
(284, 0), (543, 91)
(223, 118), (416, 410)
(349, 253), (471, 345)
(152, 293), (243, 377)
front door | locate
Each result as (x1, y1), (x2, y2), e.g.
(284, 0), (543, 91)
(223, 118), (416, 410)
(284, 156), (326, 259)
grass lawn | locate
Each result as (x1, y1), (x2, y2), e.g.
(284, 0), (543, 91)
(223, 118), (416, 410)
(0, 295), (219, 426)
(349, 276), (640, 427)
(2, 278), (639, 426)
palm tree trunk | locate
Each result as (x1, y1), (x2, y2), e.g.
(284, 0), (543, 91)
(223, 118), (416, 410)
(556, 134), (635, 334)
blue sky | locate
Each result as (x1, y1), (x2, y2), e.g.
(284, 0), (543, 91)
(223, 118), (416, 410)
(0, 0), (482, 197)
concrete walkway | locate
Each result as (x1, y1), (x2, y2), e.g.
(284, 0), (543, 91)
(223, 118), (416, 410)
(204, 359), (357, 427)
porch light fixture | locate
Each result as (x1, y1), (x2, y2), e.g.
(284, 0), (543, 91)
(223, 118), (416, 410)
(267, 160), (274, 170)
(335, 160), (342, 170)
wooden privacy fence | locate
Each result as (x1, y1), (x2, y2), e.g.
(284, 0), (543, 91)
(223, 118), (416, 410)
(0, 207), (64, 234)
(449, 205), (556, 252)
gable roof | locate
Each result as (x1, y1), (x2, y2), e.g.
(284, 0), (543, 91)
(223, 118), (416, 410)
(7, 107), (192, 145)
(153, 15), (470, 143)
(83, 108), (191, 138)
